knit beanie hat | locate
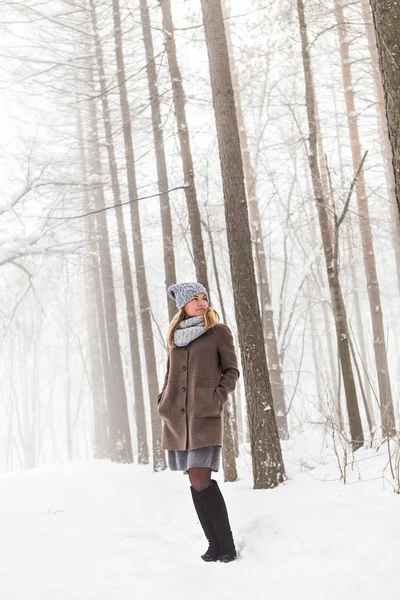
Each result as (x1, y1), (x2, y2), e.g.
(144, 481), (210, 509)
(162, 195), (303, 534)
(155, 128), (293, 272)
(168, 282), (209, 310)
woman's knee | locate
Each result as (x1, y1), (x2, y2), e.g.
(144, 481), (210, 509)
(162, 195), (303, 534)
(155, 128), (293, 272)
(188, 467), (211, 492)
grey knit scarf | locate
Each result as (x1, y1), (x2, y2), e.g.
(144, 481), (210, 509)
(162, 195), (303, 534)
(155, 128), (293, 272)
(174, 315), (206, 347)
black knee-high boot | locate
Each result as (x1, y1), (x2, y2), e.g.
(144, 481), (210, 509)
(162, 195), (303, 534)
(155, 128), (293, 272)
(190, 486), (220, 562)
(197, 480), (237, 563)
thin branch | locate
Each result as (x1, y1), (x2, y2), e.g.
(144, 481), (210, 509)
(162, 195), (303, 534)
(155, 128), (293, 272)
(50, 185), (187, 221)
(337, 150), (368, 229)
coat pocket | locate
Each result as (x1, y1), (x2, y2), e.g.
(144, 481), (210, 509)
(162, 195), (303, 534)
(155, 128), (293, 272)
(215, 386), (228, 410)
(195, 387), (221, 418)
(157, 391), (171, 423)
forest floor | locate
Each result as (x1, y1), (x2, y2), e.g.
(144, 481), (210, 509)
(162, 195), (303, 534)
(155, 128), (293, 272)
(1, 425), (399, 600)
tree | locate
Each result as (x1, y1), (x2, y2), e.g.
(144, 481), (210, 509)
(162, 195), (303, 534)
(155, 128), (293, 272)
(76, 100), (109, 459)
(159, 0), (210, 293)
(202, 214), (238, 479)
(139, 0), (177, 322)
(360, 0), (400, 296)
(369, 2), (400, 237)
(84, 56), (133, 463)
(89, 0), (135, 463)
(296, 0), (364, 449)
(334, 0), (395, 438)
(200, 0), (285, 489)
(112, 0), (165, 471)
(222, 0), (288, 440)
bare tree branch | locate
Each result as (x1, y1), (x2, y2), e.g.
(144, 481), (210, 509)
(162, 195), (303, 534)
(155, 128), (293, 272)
(337, 150), (369, 229)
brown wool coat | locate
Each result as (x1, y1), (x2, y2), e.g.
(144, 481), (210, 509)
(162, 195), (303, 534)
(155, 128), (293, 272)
(157, 323), (240, 451)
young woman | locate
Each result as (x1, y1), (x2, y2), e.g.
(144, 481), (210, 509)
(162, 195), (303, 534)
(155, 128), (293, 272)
(157, 281), (240, 563)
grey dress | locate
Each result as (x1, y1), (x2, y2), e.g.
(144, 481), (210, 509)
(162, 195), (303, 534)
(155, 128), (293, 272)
(167, 445), (221, 472)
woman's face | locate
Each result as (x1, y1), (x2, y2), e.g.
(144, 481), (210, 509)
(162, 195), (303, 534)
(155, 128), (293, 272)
(183, 292), (209, 318)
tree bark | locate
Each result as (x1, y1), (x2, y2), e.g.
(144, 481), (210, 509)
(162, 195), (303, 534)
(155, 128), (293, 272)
(297, 0), (363, 449)
(361, 0), (400, 295)
(112, 0), (165, 470)
(203, 216), (238, 477)
(369, 0), (400, 217)
(346, 219), (375, 435)
(112, 0), (153, 467)
(201, 0), (285, 489)
(334, 0), (395, 438)
(159, 0), (209, 292)
(222, 0), (289, 440)
(139, 0), (177, 322)
(76, 100), (109, 459)
(307, 280), (325, 412)
(86, 60), (125, 462)
(304, 154), (340, 423)
(89, 0), (134, 463)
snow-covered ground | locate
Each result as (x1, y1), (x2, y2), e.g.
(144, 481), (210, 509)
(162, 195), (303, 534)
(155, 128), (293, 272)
(1, 427), (399, 600)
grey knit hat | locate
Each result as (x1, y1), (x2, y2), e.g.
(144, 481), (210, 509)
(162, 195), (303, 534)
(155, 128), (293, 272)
(168, 282), (209, 310)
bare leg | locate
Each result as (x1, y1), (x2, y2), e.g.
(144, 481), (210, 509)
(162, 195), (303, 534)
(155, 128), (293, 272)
(188, 467), (212, 492)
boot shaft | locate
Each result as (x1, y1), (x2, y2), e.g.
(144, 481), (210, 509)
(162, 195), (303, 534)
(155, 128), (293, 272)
(196, 480), (236, 557)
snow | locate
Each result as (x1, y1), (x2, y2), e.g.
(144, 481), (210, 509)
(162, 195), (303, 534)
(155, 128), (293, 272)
(1, 430), (399, 600)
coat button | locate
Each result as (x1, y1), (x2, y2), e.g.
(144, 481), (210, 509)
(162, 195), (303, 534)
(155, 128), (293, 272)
(182, 366), (187, 371)
(184, 346), (188, 351)
(181, 386), (186, 392)
(180, 408), (185, 413)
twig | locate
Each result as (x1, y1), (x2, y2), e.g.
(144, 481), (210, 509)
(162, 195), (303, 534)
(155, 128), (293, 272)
(50, 185), (187, 221)
(337, 150), (368, 229)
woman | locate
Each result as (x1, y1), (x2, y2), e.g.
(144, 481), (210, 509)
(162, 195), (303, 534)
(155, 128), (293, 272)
(157, 281), (240, 563)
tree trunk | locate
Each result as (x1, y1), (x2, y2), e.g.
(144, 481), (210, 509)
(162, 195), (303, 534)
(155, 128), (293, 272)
(91, 223), (113, 458)
(112, 0), (153, 467)
(296, 0), (363, 449)
(307, 280), (324, 412)
(201, 0), (285, 489)
(159, 0), (209, 292)
(311, 80), (341, 423)
(203, 216), (238, 475)
(76, 100), (109, 459)
(89, 0), (134, 463)
(345, 218), (375, 435)
(222, 0), (289, 440)
(112, 0), (165, 471)
(361, 0), (400, 295)
(235, 381), (244, 446)
(334, 0), (395, 438)
(64, 271), (73, 463)
(370, 1), (400, 216)
(86, 60), (124, 462)
(304, 155), (340, 423)
(139, 0), (177, 322)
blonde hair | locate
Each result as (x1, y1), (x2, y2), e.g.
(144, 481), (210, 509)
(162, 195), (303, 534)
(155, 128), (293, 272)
(168, 306), (220, 348)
